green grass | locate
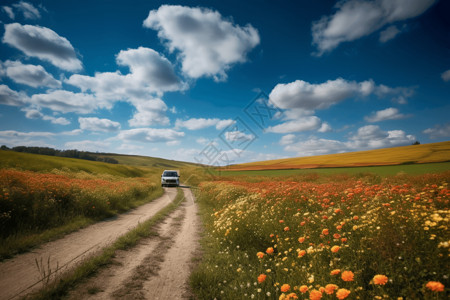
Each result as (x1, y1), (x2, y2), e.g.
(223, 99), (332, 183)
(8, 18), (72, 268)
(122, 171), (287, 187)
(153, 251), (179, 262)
(27, 188), (185, 300)
(0, 150), (150, 177)
(215, 161), (450, 177)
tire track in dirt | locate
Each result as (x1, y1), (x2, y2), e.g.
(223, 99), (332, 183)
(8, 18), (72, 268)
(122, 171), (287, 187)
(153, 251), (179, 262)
(0, 188), (178, 300)
(65, 187), (200, 300)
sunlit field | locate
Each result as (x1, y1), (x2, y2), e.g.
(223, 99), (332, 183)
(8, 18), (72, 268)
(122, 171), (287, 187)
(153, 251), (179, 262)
(191, 172), (449, 299)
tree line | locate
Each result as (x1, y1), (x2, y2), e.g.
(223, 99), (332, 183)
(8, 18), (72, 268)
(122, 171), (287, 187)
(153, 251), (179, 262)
(0, 145), (119, 164)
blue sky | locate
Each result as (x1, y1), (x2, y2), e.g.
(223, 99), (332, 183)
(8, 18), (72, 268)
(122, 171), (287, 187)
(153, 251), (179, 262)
(0, 0), (449, 165)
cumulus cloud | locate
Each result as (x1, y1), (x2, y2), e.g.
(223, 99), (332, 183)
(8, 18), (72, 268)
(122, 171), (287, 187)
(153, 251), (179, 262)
(30, 90), (106, 114)
(67, 48), (182, 118)
(3, 23), (82, 71)
(423, 123), (450, 139)
(175, 117), (235, 130)
(22, 107), (70, 125)
(117, 128), (185, 143)
(365, 107), (409, 122)
(224, 130), (254, 142)
(441, 70), (450, 82)
(143, 5), (260, 81)
(279, 134), (296, 146)
(266, 116), (322, 133)
(312, 0), (436, 55)
(269, 78), (375, 111)
(2, 60), (61, 88)
(128, 98), (170, 127)
(79, 117), (121, 132)
(284, 125), (415, 156)
(13, 1), (41, 19)
(0, 84), (27, 106)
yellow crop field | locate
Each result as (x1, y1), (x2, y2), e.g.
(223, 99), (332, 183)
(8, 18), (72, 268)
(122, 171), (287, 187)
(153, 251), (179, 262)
(225, 141), (450, 171)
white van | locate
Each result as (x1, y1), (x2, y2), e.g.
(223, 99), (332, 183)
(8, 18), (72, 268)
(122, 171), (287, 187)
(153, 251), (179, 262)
(161, 170), (180, 187)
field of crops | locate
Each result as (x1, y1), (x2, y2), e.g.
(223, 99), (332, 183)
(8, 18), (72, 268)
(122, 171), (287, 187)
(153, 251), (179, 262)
(191, 172), (449, 299)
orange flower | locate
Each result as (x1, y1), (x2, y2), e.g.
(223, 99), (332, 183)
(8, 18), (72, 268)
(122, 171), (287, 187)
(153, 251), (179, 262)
(286, 292), (298, 299)
(298, 250), (306, 257)
(336, 225), (342, 230)
(266, 247), (274, 254)
(281, 283), (291, 292)
(324, 284), (338, 295)
(331, 245), (340, 253)
(257, 252), (264, 259)
(341, 238), (348, 243)
(309, 289), (322, 300)
(298, 237), (305, 243)
(373, 274), (388, 285)
(336, 288), (351, 299)
(279, 219), (285, 223)
(300, 221), (306, 226)
(333, 233), (341, 239)
(330, 269), (341, 275)
(353, 216), (359, 220)
(284, 226), (290, 231)
(257, 274), (267, 283)
(299, 285), (308, 293)
(426, 281), (444, 292)
(341, 271), (354, 282)
(322, 229), (329, 235)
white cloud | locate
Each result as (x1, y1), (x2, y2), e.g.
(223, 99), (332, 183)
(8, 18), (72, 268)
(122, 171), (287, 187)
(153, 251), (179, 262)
(64, 140), (110, 152)
(143, 5), (260, 81)
(67, 47), (181, 126)
(347, 125), (415, 149)
(2, 6), (15, 19)
(312, 0), (436, 55)
(0, 84), (26, 106)
(269, 78), (374, 111)
(117, 128), (185, 143)
(285, 138), (348, 156)
(279, 134), (296, 146)
(22, 107), (70, 125)
(129, 98), (169, 127)
(284, 125), (415, 156)
(2, 60), (61, 88)
(13, 1), (41, 20)
(3, 23), (82, 71)
(175, 117), (235, 130)
(79, 117), (121, 132)
(0, 130), (55, 148)
(266, 116), (322, 133)
(441, 70), (450, 82)
(224, 130), (254, 142)
(365, 107), (409, 122)
(379, 25), (402, 43)
(423, 123), (450, 139)
(318, 122), (332, 133)
(30, 90), (106, 114)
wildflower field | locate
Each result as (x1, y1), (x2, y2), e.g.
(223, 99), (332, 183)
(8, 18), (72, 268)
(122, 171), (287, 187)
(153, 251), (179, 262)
(0, 168), (161, 258)
(191, 172), (449, 299)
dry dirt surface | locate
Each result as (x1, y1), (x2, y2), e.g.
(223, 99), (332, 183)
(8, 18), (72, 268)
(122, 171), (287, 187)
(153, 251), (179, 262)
(65, 187), (200, 300)
(0, 187), (181, 300)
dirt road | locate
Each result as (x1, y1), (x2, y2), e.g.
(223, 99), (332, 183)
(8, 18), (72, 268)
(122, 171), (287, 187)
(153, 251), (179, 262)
(66, 187), (200, 299)
(0, 187), (187, 300)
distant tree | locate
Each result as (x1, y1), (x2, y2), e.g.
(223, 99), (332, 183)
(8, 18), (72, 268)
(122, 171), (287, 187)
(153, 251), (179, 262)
(0, 145), (10, 150)
(412, 141), (420, 145)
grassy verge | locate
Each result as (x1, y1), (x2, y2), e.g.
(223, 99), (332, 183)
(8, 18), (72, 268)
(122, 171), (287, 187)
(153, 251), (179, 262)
(26, 188), (185, 300)
(0, 169), (163, 260)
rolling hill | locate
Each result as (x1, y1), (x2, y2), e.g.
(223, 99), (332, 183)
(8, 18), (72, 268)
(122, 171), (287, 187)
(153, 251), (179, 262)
(224, 141), (450, 171)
